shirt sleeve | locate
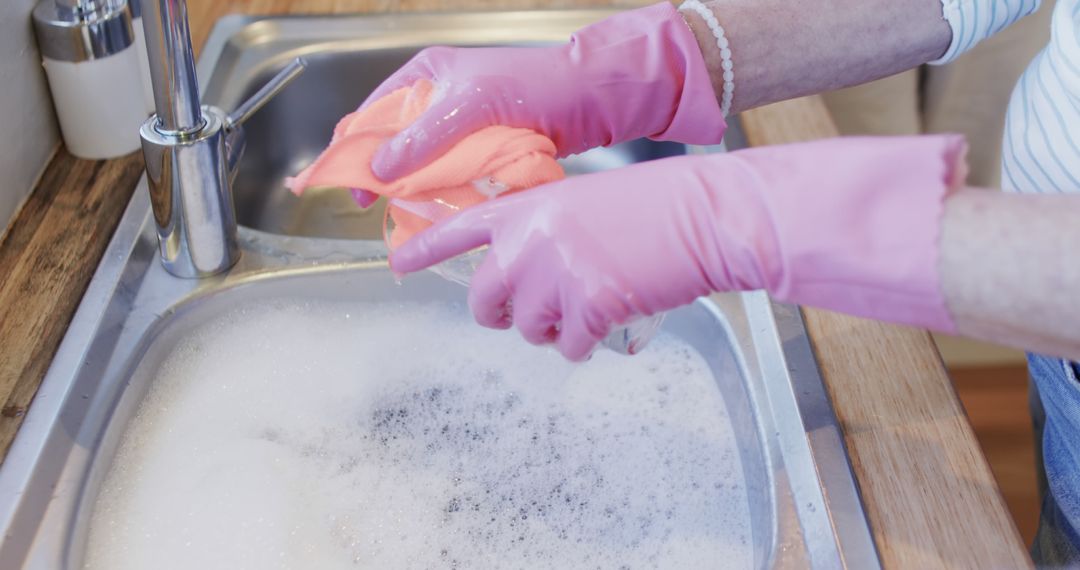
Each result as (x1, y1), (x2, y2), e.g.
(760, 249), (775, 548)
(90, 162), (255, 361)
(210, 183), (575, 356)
(930, 0), (1044, 65)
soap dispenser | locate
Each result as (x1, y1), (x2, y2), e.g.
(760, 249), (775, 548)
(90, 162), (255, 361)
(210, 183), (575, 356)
(33, 0), (154, 160)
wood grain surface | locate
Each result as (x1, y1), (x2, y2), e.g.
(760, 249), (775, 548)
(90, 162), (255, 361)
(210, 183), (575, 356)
(952, 364), (1039, 545)
(0, 1), (1030, 567)
(741, 97), (1032, 568)
(0, 150), (144, 459)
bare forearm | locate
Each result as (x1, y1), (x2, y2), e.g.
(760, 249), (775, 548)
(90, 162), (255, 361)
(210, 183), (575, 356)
(681, 0), (952, 114)
(941, 188), (1080, 360)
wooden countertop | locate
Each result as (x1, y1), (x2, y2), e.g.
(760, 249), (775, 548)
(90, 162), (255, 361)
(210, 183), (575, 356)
(0, 1), (1030, 567)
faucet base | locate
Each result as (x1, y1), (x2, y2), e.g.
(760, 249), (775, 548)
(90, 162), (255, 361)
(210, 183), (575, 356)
(140, 106), (240, 278)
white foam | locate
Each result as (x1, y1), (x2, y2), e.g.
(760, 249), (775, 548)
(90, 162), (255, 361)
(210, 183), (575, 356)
(83, 300), (753, 569)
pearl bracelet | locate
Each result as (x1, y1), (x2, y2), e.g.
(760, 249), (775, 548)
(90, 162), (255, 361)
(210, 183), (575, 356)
(678, 0), (734, 117)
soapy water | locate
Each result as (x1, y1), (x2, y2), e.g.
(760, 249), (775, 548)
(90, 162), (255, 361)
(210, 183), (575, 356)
(84, 300), (753, 569)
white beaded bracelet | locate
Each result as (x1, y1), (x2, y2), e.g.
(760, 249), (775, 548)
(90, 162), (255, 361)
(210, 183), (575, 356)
(679, 0), (734, 117)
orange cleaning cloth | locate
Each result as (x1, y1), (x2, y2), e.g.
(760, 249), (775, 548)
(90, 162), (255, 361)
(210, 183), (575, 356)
(286, 79), (566, 248)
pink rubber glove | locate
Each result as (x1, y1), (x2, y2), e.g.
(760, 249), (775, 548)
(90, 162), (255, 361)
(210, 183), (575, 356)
(390, 135), (967, 361)
(363, 2), (725, 183)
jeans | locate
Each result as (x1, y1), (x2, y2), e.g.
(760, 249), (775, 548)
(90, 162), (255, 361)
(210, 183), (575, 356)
(1030, 353), (1080, 568)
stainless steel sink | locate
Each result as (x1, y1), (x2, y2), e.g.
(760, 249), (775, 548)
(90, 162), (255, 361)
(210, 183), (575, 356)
(213, 30), (691, 239)
(0, 10), (877, 569)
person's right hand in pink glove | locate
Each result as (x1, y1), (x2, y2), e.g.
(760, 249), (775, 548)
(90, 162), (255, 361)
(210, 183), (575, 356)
(390, 135), (968, 361)
(361, 2), (726, 185)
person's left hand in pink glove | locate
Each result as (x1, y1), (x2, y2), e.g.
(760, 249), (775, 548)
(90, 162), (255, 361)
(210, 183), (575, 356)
(362, 3), (725, 181)
(345, 2), (726, 207)
(390, 135), (968, 361)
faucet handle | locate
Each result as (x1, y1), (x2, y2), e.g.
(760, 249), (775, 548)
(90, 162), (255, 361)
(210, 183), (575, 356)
(221, 57), (307, 179)
(225, 57), (307, 130)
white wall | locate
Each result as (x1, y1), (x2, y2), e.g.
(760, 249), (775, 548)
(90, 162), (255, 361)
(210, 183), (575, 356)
(0, 0), (61, 235)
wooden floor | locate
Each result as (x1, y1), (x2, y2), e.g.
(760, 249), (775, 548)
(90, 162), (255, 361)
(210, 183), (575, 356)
(951, 364), (1040, 546)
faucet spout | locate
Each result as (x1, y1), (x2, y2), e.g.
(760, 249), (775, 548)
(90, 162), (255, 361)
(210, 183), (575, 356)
(137, 0), (305, 278)
(139, 0), (203, 134)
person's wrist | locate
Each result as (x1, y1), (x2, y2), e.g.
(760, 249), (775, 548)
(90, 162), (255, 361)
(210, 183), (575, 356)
(674, 1), (775, 116)
(678, 0), (733, 117)
(678, 6), (728, 111)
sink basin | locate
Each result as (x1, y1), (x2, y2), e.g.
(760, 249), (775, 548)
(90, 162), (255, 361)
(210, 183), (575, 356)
(0, 9), (876, 569)
(217, 39), (691, 239)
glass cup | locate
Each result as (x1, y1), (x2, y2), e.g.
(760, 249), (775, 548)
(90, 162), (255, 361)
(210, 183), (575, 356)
(385, 196), (664, 356)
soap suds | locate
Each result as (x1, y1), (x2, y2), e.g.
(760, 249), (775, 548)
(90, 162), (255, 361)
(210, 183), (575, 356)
(83, 300), (752, 569)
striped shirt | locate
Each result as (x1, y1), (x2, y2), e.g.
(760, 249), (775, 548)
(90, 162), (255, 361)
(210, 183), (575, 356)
(933, 0), (1080, 555)
(932, 0), (1080, 196)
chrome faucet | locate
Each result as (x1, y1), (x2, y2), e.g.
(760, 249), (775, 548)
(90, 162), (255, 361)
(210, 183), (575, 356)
(138, 0), (305, 277)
